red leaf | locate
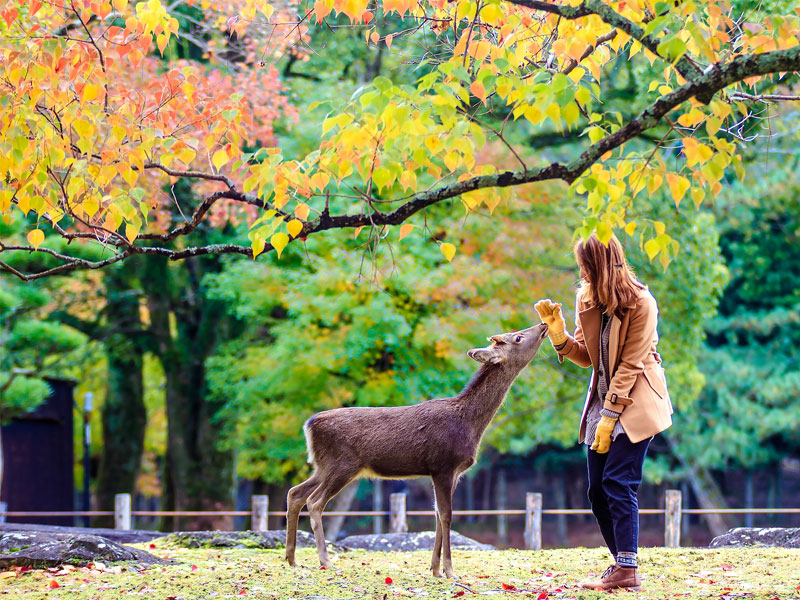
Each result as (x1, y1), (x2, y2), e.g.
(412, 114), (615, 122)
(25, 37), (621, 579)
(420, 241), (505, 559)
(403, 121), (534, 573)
(454, 592), (465, 597)
(149, 543), (156, 549)
(167, 596), (177, 599)
(537, 593), (548, 600)
(49, 580), (60, 589)
(191, 565), (198, 571)
(720, 563), (733, 571)
(476, 575), (490, 579)
(362, 10), (373, 24)
(320, 566), (326, 570)
(501, 583), (517, 591)
(238, 590), (247, 596)
(385, 577), (393, 584)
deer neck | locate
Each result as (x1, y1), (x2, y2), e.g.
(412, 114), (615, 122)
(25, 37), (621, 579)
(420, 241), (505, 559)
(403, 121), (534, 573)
(455, 362), (523, 436)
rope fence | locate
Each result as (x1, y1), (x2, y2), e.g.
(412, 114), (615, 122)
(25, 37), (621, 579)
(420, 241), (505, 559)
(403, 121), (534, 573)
(2, 490), (799, 550)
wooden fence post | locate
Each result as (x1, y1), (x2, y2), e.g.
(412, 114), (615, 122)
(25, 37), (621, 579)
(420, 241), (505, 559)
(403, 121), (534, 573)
(251, 495), (269, 532)
(389, 493), (408, 533)
(524, 492), (542, 551)
(373, 479), (383, 535)
(665, 489), (682, 548)
(115, 493), (131, 531)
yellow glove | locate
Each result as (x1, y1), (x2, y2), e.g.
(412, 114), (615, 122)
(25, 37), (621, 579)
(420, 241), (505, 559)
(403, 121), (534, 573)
(591, 416), (618, 454)
(534, 299), (567, 345)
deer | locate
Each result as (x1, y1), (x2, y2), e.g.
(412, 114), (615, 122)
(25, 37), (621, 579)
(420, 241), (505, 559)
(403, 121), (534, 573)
(284, 322), (548, 578)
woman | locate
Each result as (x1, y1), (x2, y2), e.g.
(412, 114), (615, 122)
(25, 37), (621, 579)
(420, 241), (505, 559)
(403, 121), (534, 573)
(534, 233), (672, 591)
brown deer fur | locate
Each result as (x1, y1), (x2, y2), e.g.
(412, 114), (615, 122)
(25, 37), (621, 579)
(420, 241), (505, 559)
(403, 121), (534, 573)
(285, 323), (548, 577)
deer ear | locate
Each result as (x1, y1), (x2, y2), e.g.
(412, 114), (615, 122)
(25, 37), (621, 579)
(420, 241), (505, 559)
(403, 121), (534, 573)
(468, 348), (505, 363)
(468, 348), (489, 362)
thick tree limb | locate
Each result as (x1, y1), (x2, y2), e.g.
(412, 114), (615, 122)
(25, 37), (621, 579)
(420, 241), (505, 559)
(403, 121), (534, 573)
(2, 45), (800, 279)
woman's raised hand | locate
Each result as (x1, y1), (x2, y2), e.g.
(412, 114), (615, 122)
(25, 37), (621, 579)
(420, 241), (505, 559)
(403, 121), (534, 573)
(534, 299), (568, 345)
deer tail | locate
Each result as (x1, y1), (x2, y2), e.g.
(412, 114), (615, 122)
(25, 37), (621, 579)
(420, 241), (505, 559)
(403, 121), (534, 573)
(303, 415), (317, 465)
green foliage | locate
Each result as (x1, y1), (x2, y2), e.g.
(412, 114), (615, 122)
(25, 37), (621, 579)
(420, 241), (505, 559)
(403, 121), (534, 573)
(207, 194), (584, 482)
(0, 269), (87, 422)
(670, 160), (800, 470)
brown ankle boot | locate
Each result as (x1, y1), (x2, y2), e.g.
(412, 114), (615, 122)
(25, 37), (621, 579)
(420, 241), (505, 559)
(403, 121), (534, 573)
(579, 564), (641, 591)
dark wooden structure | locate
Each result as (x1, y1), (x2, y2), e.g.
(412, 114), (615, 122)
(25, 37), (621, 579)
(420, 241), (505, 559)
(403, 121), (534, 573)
(1, 378), (76, 525)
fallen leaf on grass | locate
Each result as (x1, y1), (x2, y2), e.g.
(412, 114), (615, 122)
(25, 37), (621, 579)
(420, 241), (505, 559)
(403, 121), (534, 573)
(191, 565), (198, 572)
(385, 577), (393, 584)
(49, 579), (60, 589)
(501, 583), (517, 591)
(238, 589), (247, 595)
(454, 592), (465, 597)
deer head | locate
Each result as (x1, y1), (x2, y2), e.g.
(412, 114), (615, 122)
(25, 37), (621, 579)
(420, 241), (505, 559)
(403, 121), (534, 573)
(467, 323), (549, 368)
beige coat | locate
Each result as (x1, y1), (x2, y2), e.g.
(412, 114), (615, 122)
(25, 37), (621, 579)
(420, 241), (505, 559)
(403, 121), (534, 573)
(557, 287), (673, 444)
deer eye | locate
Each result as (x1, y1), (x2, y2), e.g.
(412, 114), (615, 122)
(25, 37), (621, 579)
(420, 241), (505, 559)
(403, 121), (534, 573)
(514, 335), (524, 343)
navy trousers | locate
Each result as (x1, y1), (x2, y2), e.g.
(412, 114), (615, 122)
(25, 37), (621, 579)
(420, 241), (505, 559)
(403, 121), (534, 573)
(587, 434), (651, 556)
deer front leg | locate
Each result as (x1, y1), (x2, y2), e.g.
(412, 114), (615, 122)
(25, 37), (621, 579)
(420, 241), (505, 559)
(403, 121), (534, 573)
(432, 473), (456, 578)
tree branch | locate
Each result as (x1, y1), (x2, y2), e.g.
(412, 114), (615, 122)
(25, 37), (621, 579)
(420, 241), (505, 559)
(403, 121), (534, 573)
(505, 0), (702, 84)
(3, 44), (799, 279)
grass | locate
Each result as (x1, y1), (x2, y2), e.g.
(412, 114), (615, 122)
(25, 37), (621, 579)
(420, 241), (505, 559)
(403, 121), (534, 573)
(1, 543), (799, 599)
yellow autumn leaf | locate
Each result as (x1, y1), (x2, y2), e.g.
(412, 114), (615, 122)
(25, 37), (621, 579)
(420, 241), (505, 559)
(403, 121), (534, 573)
(469, 80), (486, 104)
(252, 234), (266, 258)
(271, 232), (289, 258)
(27, 229), (44, 249)
(666, 173), (690, 207)
(287, 219), (303, 238)
(82, 84), (101, 103)
(440, 242), (456, 262)
(212, 149), (229, 171)
(398, 223), (414, 240)
(294, 203), (310, 221)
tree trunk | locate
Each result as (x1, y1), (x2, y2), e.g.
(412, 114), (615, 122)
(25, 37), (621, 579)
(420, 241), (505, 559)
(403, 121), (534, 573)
(142, 256), (234, 531)
(744, 470), (754, 528)
(93, 264), (147, 528)
(0, 426), (4, 511)
(666, 435), (732, 537)
(555, 471), (568, 547)
(324, 479), (360, 541)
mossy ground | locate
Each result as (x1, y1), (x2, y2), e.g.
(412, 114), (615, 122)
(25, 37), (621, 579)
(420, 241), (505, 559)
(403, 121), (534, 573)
(1, 543), (798, 599)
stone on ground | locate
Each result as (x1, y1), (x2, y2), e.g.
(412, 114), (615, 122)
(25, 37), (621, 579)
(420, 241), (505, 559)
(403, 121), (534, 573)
(337, 531), (496, 551)
(0, 532), (168, 569)
(710, 527), (800, 548)
(164, 530), (340, 551)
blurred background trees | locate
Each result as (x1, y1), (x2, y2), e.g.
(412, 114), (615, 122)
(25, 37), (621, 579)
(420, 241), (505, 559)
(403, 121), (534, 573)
(1, 2), (799, 546)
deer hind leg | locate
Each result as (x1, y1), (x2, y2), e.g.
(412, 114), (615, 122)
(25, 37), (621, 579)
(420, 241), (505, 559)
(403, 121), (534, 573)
(285, 474), (321, 566)
(432, 472), (457, 578)
(306, 470), (359, 569)
(431, 484), (444, 577)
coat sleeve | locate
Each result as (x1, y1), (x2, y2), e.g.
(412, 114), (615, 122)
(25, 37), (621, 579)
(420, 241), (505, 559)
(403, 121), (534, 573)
(556, 294), (592, 369)
(603, 291), (658, 412)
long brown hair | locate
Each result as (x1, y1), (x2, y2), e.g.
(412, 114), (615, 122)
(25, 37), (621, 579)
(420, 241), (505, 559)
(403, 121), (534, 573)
(575, 233), (645, 318)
